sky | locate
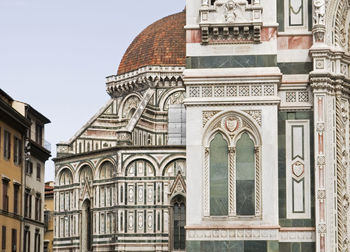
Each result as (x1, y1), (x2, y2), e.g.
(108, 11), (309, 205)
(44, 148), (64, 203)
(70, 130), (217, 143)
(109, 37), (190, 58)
(0, 0), (185, 182)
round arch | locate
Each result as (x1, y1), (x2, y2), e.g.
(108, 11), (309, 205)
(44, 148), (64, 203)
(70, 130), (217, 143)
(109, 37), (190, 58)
(159, 88), (185, 111)
(94, 158), (117, 179)
(75, 163), (94, 183)
(122, 156), (158, 176)
(161, 155), (186, 176)
(56, 165), (75, 185)
(118, 93), (142, 118)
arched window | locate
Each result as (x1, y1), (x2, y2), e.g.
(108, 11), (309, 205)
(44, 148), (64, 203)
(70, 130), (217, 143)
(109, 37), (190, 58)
(210, 133), (228, 216)
(236, 132), (255, 215)
(99, 161), (113, 179)
(79, 165), (93, 183)
(59, 169), (73, 186)
(204, 113), (262, 218)
(171, 195), (186, 251)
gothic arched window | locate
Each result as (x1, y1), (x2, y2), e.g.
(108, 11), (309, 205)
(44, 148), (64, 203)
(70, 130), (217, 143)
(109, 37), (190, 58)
(209, 133), (228, 216)
(204, 112), (262, 218)
(236, 132), (255, 215)
(171, 195), (186, 251)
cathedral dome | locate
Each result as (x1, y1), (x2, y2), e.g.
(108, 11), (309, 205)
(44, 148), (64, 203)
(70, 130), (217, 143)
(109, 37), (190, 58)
(117, 11), (186, 75)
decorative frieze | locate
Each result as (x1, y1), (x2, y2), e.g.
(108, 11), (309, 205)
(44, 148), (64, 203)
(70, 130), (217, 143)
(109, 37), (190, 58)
(188, 84), (276, 98)
(187, 228), (279, 241)
(279, 230), (316, 242)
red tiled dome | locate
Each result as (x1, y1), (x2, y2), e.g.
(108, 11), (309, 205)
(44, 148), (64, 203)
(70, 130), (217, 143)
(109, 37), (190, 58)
(117, 11), (186, 75)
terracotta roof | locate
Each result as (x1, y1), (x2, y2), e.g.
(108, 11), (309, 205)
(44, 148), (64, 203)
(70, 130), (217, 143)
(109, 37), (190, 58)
(117, 11), (186, 75)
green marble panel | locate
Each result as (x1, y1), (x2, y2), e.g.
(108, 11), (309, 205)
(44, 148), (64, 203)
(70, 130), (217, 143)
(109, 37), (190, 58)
(301, 242), (316, 251)
(279, 242), (291, 251)
(267, 241), (279, 252)
(210, 133), (229, 216)
(244, 241), (267, 252)
(186, 241), (200, 252)
(292, 242), (301, 252)
(236, 180), (255, 215)
(277, 0), (285, 32)
(308, 0), (312, 31)
(187, 241), (270, 252)
(186, 55), (277, 69)
(277, 62), (313, 74)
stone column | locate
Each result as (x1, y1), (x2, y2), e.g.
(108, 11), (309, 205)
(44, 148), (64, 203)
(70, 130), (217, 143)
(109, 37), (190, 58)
(311, 84), (335, 252)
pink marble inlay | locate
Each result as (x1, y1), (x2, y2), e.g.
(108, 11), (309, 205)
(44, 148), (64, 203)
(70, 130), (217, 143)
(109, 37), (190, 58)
(261, 27), (277, 42)
(186, 30), (201, 43)
(278, 35), (313, 49)
(320, 236), (325, 252)
(319, 166), (324, 188)
(318, 133), (324, 154)
(277, 37), (288, 49)
(288, 36), (312, 49)
(320, 201), (325, 221)
(318, 97), (323, 121)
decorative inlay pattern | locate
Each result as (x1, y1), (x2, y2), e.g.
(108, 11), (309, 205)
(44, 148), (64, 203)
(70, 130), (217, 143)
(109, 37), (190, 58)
(202, 86), (213, 97)
(298, 92), (309, 102)
(286, 92), (297, 102)
(251, 85), (263, 96)
(284, 90), (311, 103)
(227, 86), (237, 96)
(189, 87), (200, 97)
(264, 85), (275, 96)
(188, 84), (276, 98)
(239, 86), (250, 96)
(214, 86), (225, 97)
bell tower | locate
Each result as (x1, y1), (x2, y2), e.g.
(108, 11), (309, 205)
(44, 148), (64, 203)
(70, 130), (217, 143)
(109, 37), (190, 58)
(184, 0), (282, 250)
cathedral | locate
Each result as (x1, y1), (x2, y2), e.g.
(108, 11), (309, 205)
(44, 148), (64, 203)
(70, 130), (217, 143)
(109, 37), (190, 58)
(53, 0), (350, 251)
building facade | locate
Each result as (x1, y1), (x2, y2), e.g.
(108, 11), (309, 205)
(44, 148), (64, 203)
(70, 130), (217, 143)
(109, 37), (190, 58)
(0, 89), (50, 252)
(14, 102), (51, 252)
(0, 90), (30, 252)
(44, 181), (54, 252)
(54, 0), (350, 251)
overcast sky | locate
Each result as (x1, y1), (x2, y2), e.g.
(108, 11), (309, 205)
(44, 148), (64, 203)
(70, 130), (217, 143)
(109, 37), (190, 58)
(0, 0), (185, 182)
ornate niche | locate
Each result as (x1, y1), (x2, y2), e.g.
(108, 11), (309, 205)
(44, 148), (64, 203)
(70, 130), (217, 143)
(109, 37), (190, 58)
(199, 0), (263, 44)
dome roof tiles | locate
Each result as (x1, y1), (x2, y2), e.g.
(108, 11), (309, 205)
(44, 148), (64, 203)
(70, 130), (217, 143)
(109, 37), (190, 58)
(117, 11), (186, 75)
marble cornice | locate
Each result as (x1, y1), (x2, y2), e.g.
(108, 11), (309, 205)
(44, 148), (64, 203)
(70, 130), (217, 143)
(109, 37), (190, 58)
(106, 65), (185, 98)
